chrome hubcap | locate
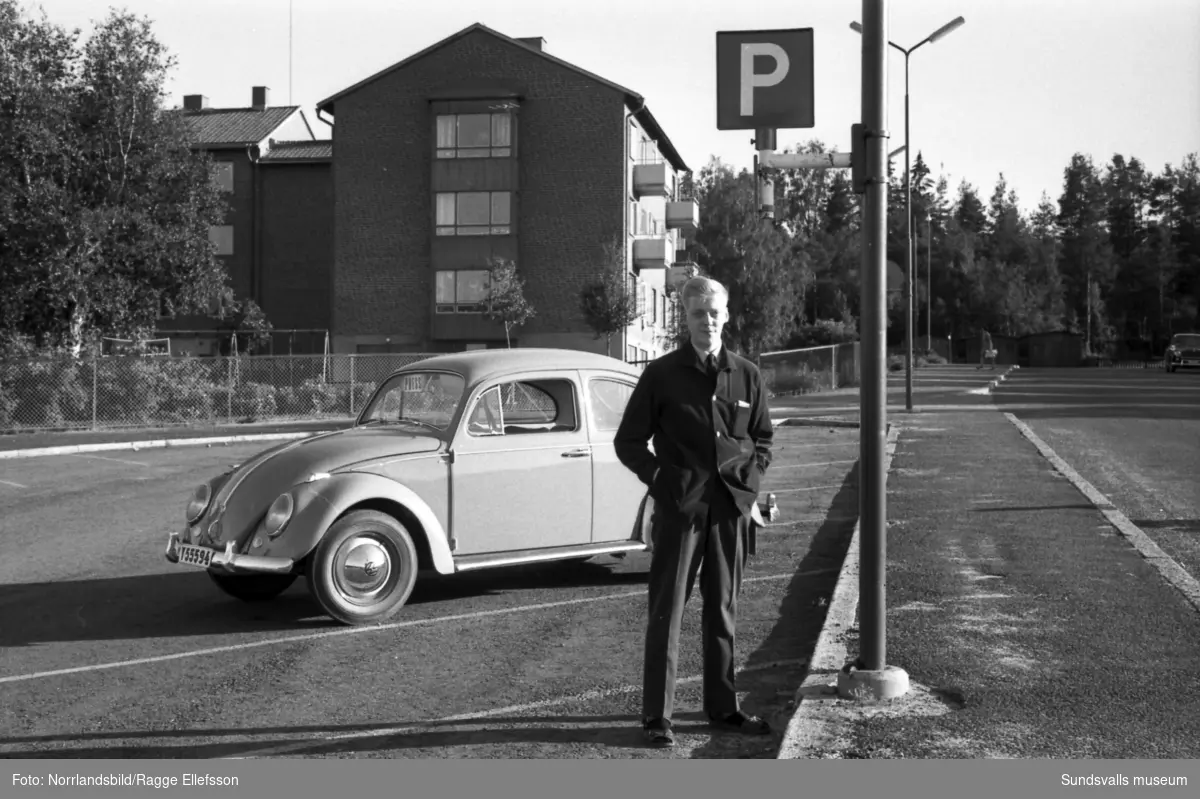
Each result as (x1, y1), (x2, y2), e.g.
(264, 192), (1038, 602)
(335, 535), (395, 600)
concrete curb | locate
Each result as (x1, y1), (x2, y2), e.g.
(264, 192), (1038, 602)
(776, 422), (902, 759)
(0, 430), (332, 460)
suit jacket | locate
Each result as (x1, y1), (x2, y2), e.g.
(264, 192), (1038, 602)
(614, 344), (774, 523)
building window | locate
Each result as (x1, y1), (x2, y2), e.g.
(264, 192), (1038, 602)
(661, 292), (668, 327)
(650, 288), (658, 325)
(435, 269), (490, 314)
(436, 112), (513, 158)
(209, 225), (233, 255)
(631, 206), (661, 237)
(436, 191), (511, 236)
(626, 344), (637, 362)
(211, 162), (234, 192)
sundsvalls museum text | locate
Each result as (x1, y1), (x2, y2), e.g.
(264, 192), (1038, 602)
(1062, 772), (1188, 788)
(14, 772), (238, 789)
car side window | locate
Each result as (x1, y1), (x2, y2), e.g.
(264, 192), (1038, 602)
(466, 386), (504, 436)
(588, 379), (635, 432)
(466, 379), (578, 437)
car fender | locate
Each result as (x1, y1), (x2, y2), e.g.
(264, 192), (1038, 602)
(262, 472), (455, 574)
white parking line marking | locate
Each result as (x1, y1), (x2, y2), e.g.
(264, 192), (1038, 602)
(227, 657), (810, 759)
(783, 443), (859, 449)
(770, 460), (858, 470)
(0, 478), (27, 489)
(1006, 413), (1200, 615)
(71, 453), (150, 467)
(0, 574), (794, 686)
(761, 517), (858, 527)
(770, 484), (849, 494)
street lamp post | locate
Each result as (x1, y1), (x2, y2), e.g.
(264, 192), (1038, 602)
(926, 210), (932, 352)
(851, 15), (965, 410)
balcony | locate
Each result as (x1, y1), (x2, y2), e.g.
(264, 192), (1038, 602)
(665, 198), (699, 235)
(633, 236), (672, 269)
(667, 254), (699, 292)
(633, 161), (670, 198)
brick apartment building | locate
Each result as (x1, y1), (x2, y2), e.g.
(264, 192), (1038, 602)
(315, 23), (700, 359)
(160, 87), (333, 356)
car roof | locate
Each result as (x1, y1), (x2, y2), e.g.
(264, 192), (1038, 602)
(393, 347), (645, 385)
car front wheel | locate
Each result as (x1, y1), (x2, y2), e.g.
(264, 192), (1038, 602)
(307, 509), (419, 625)
(208, 571), (298, 601)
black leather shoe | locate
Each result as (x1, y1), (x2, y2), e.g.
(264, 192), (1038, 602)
(707, 710), (771, 735)
(642, 717), (675, 746)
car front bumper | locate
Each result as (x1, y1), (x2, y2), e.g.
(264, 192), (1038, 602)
(165, 531), (296, 575)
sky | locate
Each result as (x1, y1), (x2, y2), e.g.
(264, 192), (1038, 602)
(26, 0), (1200, 215)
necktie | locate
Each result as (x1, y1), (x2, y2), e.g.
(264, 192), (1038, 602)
(705, 353), (718, 378)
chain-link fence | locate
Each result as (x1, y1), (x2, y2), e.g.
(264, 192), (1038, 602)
(0, 353), (439, 433)
(758, 342), (860, 396)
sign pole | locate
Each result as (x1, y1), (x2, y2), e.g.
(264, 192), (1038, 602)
(836, 0), (910, 700)
(714, 18), (906, 700)
(754, 128), (777, 218)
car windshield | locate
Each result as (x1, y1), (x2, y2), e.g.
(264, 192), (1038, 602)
(358, 371), (465, 431)
(1172, 335), (1200, 348)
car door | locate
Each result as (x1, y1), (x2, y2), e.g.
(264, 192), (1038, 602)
(584, 372), (649, 544)
(449, 372), (593, 555)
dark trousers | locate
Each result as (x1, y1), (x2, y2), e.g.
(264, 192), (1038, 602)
(642, 490), (748, 722)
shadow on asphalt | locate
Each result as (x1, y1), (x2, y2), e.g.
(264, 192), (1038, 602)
(0, 712), (702, 757)
(687, 462), (862, 759)
(972, 504), (1097, 513)
(0, 705), (801, 758)
(0, 560), (647, 647)
(995, 403), (1200, 421)
(1132, 519), (1200, 534)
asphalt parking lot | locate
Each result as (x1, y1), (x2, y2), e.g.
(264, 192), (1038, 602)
(991, 367), (1200, 584)
(0, 423), (864, 759)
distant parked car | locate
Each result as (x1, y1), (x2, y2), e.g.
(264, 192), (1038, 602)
(1165, 333), (1200, 372)
(164, 349), (657, 625)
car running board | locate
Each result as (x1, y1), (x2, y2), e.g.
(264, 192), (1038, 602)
(453, 540), (648, 572)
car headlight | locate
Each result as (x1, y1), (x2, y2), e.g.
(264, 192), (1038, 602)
(186, 484), (212, 525)
(264, 492), (295, 538)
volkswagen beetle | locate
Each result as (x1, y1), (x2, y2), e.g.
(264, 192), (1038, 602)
(164, 349), (657, 625)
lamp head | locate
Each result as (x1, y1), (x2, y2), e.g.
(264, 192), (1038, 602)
(928, 17), (965, 43)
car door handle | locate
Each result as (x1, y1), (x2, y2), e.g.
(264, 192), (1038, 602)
(561, 448), (591, 458)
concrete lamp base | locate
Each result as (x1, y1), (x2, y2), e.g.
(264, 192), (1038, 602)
(836, 663), (910, 700)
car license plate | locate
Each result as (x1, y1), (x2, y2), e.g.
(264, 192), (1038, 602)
(177, 543), (214, 568)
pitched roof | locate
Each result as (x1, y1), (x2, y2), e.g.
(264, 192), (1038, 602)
(316, 22), (689, 173)
(260, 140), (333, 162)
(184, 107), (310, 149)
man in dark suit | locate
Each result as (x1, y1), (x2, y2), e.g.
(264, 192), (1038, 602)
(614, 276), (775, 746)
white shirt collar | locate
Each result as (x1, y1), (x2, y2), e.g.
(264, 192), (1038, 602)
(692, 342), (723, 362)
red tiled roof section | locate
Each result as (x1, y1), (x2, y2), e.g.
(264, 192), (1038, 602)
(261, 140), (333, 161)
(184, 107), (301, 146)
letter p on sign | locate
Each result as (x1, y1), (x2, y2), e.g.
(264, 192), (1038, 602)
(740, 43), (789, 116)
(717, 29), (814, 131)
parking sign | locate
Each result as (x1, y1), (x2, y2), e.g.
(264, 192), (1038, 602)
(716, 28), (814, 130)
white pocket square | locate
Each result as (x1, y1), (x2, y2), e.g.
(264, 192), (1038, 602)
(736, 400), (750, 408)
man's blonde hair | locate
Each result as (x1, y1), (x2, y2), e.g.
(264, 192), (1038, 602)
(680, 276), (729, 307)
